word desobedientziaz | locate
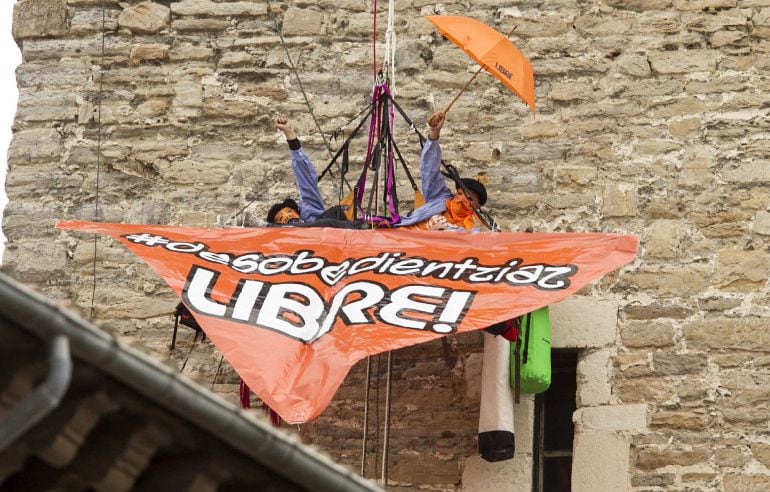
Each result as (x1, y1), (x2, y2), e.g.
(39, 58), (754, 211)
(122, 233), (578, 291)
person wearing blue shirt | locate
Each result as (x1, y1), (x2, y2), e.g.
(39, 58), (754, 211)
(270, 113), (487, 230)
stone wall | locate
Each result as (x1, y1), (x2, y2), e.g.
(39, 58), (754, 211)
(4, 0), (770, 490)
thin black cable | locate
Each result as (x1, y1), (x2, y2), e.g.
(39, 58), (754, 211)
(210, 354), (224, 390)
(89, 0), (106, 320)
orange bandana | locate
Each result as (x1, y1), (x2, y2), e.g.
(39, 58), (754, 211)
(444, 195), (478, 231)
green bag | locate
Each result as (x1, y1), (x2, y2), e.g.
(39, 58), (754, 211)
(510, 307), (552, 399)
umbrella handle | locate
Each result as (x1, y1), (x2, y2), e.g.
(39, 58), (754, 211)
(439, 63), (485, 118)
(432, 25), (519, 124)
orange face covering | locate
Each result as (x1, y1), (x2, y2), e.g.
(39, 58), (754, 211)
(444, 195), (477, 231)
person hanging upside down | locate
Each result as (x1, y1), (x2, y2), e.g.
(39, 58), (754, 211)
(395, 111), (488, 231)
(266, 114), (324, 224)
(268, 115), (348, 225)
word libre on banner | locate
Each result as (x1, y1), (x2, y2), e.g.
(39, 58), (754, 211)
(56, 221), (639, 423)
(123, 232), (578, 343)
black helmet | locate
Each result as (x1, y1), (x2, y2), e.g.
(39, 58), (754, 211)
(459, 178), (487, 206)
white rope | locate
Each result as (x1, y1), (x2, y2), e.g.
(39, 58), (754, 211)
(383, 0), (396, 93)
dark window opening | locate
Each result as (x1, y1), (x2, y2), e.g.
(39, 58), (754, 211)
(533, 350), (578, 492)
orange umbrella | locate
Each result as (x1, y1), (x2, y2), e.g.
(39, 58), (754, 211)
(426, 15), (535, 113)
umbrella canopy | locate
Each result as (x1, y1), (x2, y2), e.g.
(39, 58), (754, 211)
(426, 15), (535, 112)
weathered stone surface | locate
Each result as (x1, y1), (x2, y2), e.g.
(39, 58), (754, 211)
(636, 447), (710, 469)
(621, 321), (675, 348)
(550, 82), (594, 101)
(153, 159), (232, 185)
(575, 405), (648, 433)
(550, 297), (618, 348)
(686, 9), (751, 32)
(22, 37), (131, 60)
(621, 264), (711, 297)
(462, 454), (533, 492)
(573, 432), (630, 491)
(631, 473), (676, 487)
(652, 352), (708, 375)
(603, 183), (638, 217)
(171, 18), (230, 32)
(117, 1), (170, 34)
(650, 409), (709, 430)
(716, 447), (748, 467)
(644, 219), (681, 258)
(8, 128), (64, 163)
(171, 0), (267, 17)
(714, 246), (770, 291)
(281, 7), (323, 36)
(130, 43), (169, 63)
(13, 0), (67, 39)
(70, 7), (119, 35)
(577, 349), (611, 406)
(724, 161), (770, 183)
(624, 303), (692, 320)
(574, 15), (634, 36)
(649, 50), (718, 73)
(684, 318), (770, 352)
(605, 0), (672, 10)
(617, 54), (651, 77)
(754, 211), (770, 235)
(680, 145), (716, 186)
(723, 474), (770, 492)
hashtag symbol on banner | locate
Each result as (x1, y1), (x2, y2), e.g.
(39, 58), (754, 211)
(124, 233), (170, 246)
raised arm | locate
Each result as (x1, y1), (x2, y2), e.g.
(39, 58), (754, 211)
(420, 112), (452, 203)
(275, 115), (325, 222)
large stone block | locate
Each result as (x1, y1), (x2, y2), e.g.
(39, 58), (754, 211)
(621, 321), (675, 348)
(461, 454), (532, 492)
(635, 446), (710, 469)
(684, 318), (770, 351)
(170, 0), (267, 16)
(686, 9), (751, 32)
(649, 50), (718, 73)
(154, 159), (232, 185)
(616, 53), (651, 77)
(754, 211), (770, 235)
(650, 409), (709, 430)
(117, 1), (169, 34)
(70, 7), (119, 35)
(714, 246), (770, 291)
(723, 474), (770, 492)
(22, 37), (131, 60)
(652, 352), (708, 375)
(282, 7), (323, 36)
(8, 128), (64, 164)
(13, 0), (67, 39)
(644, 220), (681, 258)
(574, 15), (635, 36)
(130, 43), (169, 63)
(577, 349), (611, 406)
(604, 0), (672, 10)
(3, 240), (69, 283)
(680, 145), (716, 187)
(574, 404), (648, 433)
(602, 183), (638, 217)
(572, 431), (630, 492)
(724, 161), (770, 184)
(620, 264), (711, 297)
(550, 297), (618, 349)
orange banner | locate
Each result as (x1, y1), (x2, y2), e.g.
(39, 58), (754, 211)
(57, 221), (638, 423)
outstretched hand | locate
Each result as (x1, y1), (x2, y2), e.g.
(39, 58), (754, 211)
(428, 111), (445, 140)
(274, 114), (297, 140)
